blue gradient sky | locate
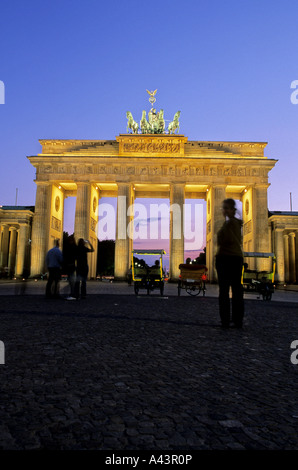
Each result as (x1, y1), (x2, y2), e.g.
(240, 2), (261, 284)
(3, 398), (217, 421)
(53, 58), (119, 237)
(1, 0), (298, 265)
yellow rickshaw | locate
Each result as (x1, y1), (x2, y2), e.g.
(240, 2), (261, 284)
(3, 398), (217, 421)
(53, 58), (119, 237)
(132, 249), (166, 296)
(178, 263), (208, 296)
(242, 252), (276, 301)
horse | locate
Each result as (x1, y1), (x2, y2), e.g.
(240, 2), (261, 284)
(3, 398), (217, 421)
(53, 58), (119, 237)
(158, 109), (165, 133)
(126, 111), (139, 134)
(168, 111), (181, 134)
(140, 110), (150, 134)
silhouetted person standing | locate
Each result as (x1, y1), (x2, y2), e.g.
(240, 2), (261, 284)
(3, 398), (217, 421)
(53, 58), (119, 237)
(64, 235), (77, 300)
(74, 239), (94, 299)
(46, 240), (63, 299)
(127, 265), (132, 286)
(215, 198), (244, 328)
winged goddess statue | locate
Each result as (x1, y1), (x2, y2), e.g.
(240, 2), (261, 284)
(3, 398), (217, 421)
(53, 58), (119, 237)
(146, 89), (157, 108)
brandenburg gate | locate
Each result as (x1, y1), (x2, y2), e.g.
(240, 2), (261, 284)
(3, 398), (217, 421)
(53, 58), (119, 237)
(26, 92), (276, 281)
(28, 136), (277, 282)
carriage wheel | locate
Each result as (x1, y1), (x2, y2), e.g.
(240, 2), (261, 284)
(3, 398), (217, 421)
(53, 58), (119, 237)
(186, 285), (201, 296)
(178, 281), (181, 297)
(160, 282), (164, 296)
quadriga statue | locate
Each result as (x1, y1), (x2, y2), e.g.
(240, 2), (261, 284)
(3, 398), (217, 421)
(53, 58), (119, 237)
(126, 111), (139, 134)
(168, 111), (181, 134)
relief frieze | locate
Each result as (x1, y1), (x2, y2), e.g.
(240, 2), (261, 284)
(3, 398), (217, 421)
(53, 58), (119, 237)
(122, 142), (180, 154)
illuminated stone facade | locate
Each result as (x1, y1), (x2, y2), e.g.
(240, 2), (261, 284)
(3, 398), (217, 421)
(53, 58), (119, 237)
(0, 206), (34, 277)
(24, 134), (277, 281)
(269, 211), (298, 283)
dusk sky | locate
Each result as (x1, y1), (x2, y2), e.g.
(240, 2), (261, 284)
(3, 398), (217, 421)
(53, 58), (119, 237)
(1, 0), (298, 266)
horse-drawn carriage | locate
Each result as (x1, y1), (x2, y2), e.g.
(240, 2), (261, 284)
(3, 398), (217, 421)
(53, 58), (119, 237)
(242, 252), (276, 301)
(177, 263), (208, 296)
(132, 249), (166, 296)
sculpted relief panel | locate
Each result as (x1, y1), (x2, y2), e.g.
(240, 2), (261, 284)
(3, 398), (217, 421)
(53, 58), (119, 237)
(36, 162), (263, 183)
(243, 220), (252, 236)
(123, 142), (180, 154)
(51, 216), (61, 232)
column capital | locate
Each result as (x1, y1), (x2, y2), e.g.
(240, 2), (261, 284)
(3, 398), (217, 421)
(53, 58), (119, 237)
(116, 182), (133, 189)
(212, 183), (227, 188)
(116, 182), (134, 197)
(289, 232), (296, 238)
(170, 183), (185, 197)
(254, 183), (270, 189)
(274, 224), (285, 231)
(35, 181), (50, 186)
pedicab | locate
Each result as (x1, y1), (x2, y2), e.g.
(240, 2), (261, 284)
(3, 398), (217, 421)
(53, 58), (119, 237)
(132, 249), (166, 296)
(242, 252), (276, 301)
(177, 263), (208, 296)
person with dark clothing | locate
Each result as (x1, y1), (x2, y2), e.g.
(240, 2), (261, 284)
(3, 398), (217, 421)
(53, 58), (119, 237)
(215, 198), (244, 328)
(64, 235), (77, 300)
(74, 238), (94, 299)
(127, 265), (132, 286)
(45, 240), (63, 298)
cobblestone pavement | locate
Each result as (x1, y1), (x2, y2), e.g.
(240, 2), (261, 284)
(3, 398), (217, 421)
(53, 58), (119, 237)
(1, 285), (298, 450)
(1, 278), (298, 303)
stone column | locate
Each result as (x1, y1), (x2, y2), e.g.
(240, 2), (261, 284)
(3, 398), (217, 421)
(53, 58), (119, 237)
(114, 183), (133, 280)
(169, 183), (185, 281)
(253, 184), (271, 272)
(30, 183), (51, 276)
(0, 224), (9, 269)
(15, 224), (30, 277)
(295, 231), (298, 284)
(74, 183), (94, 279)
(289, 232), (296, 284)
(207, 185), (226, 282)
(74, 183), (91, 240)
(274, 228), (285, 283)
(88, 187), (99, 279)
(8, 227), (17, 276)
(126, 185), (135, 274)
(283, 234), (289, 283)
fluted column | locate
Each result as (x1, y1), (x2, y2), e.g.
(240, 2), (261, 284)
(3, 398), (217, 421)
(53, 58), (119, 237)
(169, 183), (185, 281)
(74, 183), (91, 241)
(295, 231), (298, 284)
(206, 185), (226, 282)
(15, 224), (30, 277)
(114, 183), (133, 280)
(253, 184), (271, 272)
(8, 227), (17, 275)
(289, 232), (296, 284)
(283, 234), (289, 283)
(0, 224), (9, 269)
(274, 228), (285, 283)
(30, 183), (51, 276)
(128, 186), (135, 270)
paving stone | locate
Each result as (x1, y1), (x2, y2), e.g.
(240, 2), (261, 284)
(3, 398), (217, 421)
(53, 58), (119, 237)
(1, 290), (298, 449)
